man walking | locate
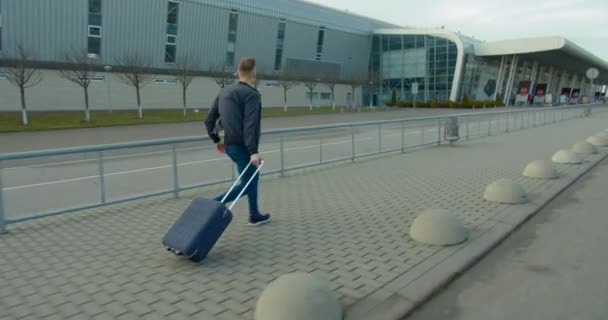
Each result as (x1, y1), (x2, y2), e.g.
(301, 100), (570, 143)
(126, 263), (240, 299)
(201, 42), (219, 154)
(204, 57), (271, 226)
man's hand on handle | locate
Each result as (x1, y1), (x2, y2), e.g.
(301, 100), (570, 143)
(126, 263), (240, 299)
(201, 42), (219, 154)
(250, 153), (261, 167)
(216, 142), (225, 154)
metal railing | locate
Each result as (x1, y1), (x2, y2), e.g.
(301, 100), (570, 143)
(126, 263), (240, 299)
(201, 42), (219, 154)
(0, 104), (603, 233)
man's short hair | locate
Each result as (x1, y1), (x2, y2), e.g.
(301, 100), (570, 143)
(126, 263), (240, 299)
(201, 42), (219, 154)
(238, 58), (256, 76)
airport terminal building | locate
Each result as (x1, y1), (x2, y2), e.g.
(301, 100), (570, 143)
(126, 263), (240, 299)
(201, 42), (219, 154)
(0, 0), (607, 111)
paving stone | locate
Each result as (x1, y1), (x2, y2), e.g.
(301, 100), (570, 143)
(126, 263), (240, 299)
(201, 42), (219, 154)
(150, 300), (178, 316)
(1, 112), (607, 319)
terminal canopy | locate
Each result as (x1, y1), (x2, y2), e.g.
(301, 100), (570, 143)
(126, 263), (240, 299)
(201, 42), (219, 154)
(475, 37), (608, 83)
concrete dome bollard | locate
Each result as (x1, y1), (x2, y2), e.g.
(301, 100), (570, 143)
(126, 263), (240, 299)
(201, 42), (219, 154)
(595, 131), (608, 139)
(572, 141), (598, 155)
(409, 209), (467, 246)
(552, 149), (583, 164)
(254, 273), (342, 320)
(587, 135), (608, 147)
(484, 179), (527, 204)
(523, 160), (559, 179)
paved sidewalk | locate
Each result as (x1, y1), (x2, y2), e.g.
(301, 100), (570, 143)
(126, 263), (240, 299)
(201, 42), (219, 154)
(406, 157), (608, 320)
(1, 112), (607, 320)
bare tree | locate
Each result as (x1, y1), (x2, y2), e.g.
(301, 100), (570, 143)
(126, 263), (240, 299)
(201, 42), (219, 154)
(276, 69), (299, 112)
(175, 55), (200, 117)
(115, 53), (154, 119)
(324, 73), (340, 110)
(1, 45), (43, 126)
(58, 49), (98, 122)
(302, 73), (321, 111)
(209, 64), (235, 90)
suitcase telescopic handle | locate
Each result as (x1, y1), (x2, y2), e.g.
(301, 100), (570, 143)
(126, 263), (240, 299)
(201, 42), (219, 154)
(220, 160), (264, 210)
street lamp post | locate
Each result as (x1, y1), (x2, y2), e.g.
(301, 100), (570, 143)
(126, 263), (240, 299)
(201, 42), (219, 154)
(586, 67), (599, 104)
(104, 65), (113, 113)
(315, 78), (320, 109)
(369, 81), (373, 109)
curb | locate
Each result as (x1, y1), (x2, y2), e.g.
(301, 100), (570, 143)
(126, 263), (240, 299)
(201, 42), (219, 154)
(346, 149), (608, 320)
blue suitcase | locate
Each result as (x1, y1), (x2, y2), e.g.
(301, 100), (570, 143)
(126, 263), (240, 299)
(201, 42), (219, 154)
(162, 162), (263, 262)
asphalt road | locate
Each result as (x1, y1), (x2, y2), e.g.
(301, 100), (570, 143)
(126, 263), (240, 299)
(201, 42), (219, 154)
(406, 157), (608, 320)
(0, 107), (512, 153)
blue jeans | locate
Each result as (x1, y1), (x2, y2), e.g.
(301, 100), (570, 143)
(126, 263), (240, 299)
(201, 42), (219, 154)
(214, 145), (261, 217)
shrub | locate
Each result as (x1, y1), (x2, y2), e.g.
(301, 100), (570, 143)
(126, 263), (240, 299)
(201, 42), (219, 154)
(462, 93), (472, 107)
(496, 93), (503, 105)
(389, 90), (398, 106)
(396, 100), (413, 108)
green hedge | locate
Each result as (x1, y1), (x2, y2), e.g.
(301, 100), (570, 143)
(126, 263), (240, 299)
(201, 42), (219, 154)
(395, 99), (503, 109)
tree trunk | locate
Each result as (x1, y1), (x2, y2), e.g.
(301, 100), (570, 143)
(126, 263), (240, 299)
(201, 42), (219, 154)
(309, 89), (313, 111)
(136, 86), (143, 119)
(84, 86), (91, 122)
(331, 88), (336, 110)
(182, 86), (187, 117)
(19, 85), (28, 126)
(283, 87), (288, 112)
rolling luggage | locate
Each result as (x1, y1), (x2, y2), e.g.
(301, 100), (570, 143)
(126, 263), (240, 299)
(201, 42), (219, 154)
(162, 161), (263, 262)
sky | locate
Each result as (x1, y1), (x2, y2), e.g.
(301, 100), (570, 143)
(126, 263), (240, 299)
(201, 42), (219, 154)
(305, 0), (608, 61)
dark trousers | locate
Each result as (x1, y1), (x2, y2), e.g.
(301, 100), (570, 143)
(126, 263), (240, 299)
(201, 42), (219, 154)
(214, 145), (260, 217)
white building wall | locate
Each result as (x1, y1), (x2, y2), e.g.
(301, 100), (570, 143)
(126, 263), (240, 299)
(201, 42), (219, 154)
(0, 70), (363, 112)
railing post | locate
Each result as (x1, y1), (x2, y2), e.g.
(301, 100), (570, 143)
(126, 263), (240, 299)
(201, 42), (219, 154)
(171, 145), (179, 198)
(488, 114), (492, 136)
(378, 124), (382, 153)
(280, 135), (285, 176)
(319, 135), (324, 164)
(437, 118), (441, 145)
(97, 151), (106, 204)
(553, 110), (556, 123)
(401, 122), (406, 153)
(465, 118), (469, 141)
(520, 111), (524, 129)
(421, 125), (425, 145)
(506, 113), (510, 133)
(351, 126), (356, 162)
(0, 160), (6, 234)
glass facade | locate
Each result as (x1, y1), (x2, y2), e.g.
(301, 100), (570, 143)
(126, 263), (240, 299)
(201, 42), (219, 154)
(461, 55), (500, 100)
(274, 19), (286, 70)
(0, 0), (2, 51)
(164, 0), (179, 63)
(370, 34), (459, 104)
(87, 0), (102, 57)
(226, 9), (239, 67)
(315, 26), (325, 61)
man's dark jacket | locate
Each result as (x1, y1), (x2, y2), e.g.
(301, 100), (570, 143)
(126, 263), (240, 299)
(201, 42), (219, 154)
(204, 82), (262, 155)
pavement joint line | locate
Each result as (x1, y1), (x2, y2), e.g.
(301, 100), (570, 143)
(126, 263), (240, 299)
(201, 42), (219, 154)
(350, 149), (608, 320)
(2, 109), (606, 319)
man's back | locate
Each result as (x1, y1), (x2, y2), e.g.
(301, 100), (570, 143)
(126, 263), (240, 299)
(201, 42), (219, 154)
(205, 82), (262, 155)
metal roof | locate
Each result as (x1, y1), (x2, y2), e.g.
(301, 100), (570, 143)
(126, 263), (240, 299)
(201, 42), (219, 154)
(475, 37), (608, 82)
(185, 0), (400, 34)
